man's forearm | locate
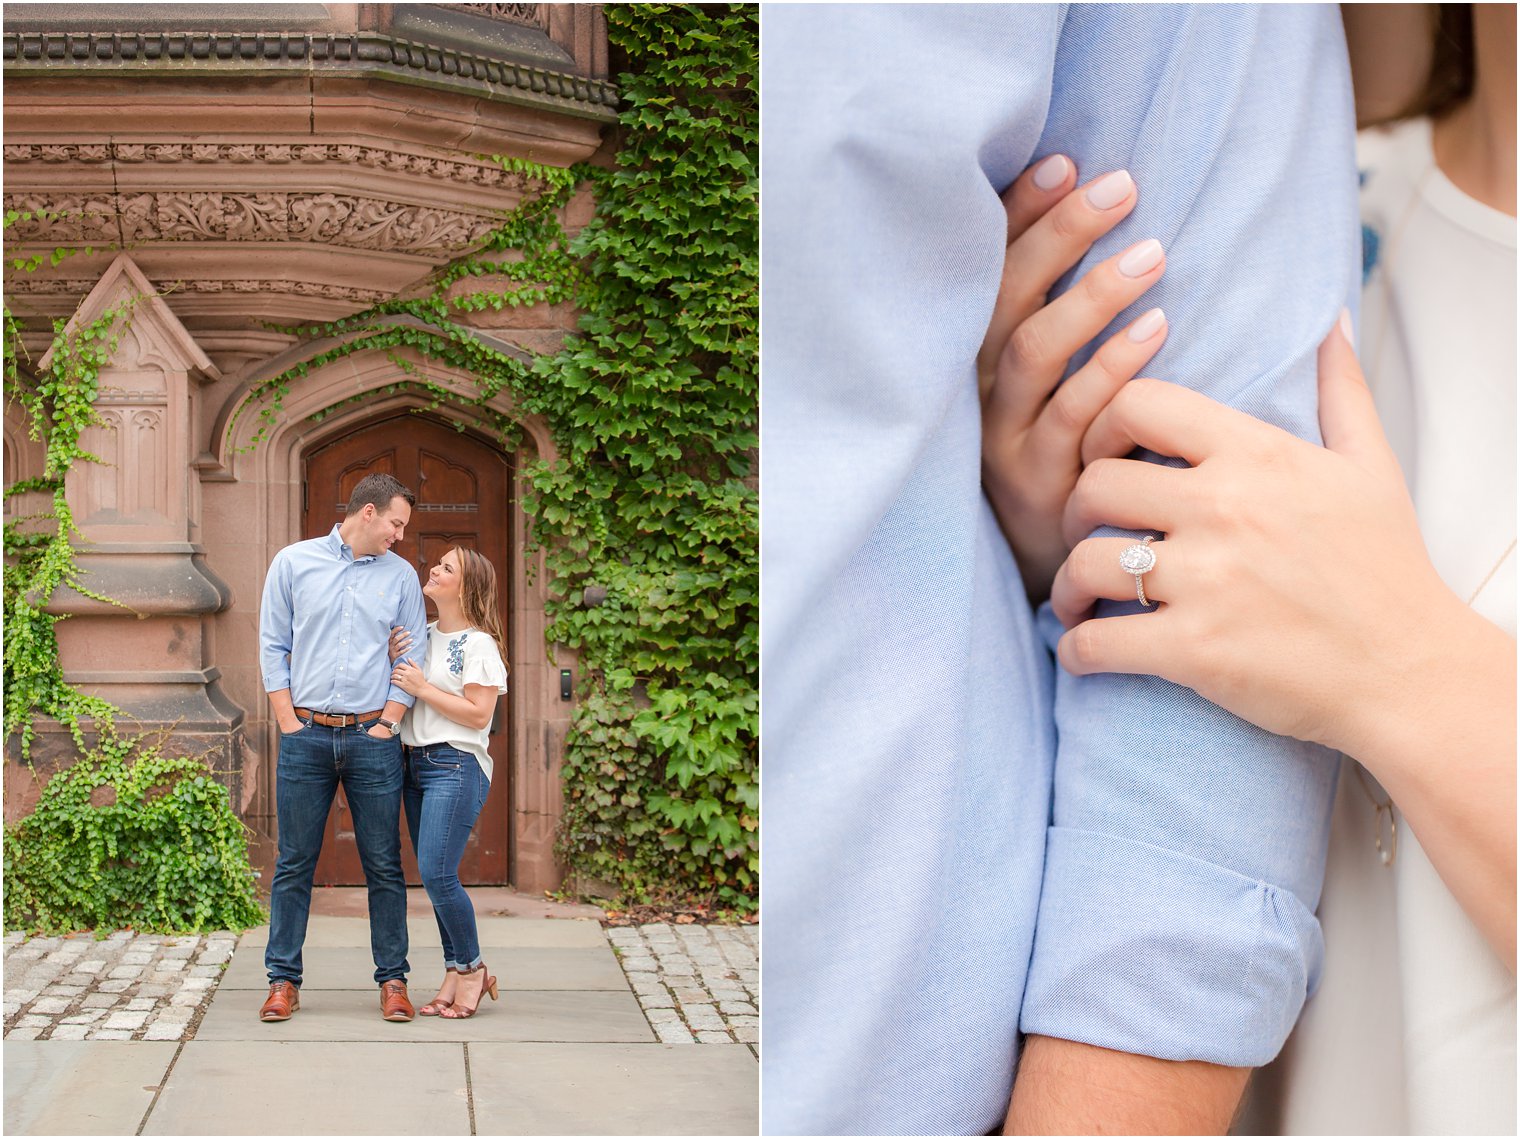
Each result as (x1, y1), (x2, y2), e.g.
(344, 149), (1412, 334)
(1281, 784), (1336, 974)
(1005, 1035), (1249, 1136)
(267, 689), (299, 734)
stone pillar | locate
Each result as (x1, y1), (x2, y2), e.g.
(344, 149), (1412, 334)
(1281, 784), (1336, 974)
(25, 254), (243, 801)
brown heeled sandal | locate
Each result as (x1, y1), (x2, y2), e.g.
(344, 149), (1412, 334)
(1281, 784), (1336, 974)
(438, 963), (498, 1019)
(417, 967), (458, 1017)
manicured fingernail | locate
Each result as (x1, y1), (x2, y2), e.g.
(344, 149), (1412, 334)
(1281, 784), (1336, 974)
(1337, 307), (1355, 346)
(1117, 238), (1164, 278)
(1032, 154), (1070, 191)
(1127, 308), (1167, 343)
(1085, 170), (1134, 210)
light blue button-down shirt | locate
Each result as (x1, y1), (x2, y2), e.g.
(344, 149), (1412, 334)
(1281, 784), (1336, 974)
(259, 525), (427, 712)
(762, 5), (1359, 1135)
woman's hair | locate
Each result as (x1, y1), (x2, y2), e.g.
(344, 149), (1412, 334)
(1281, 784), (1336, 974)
(1394, 4), (1475, 124)
(448, 546), (508, 672)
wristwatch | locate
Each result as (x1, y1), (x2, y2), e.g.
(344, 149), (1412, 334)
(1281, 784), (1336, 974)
(377, 717), (400, 737)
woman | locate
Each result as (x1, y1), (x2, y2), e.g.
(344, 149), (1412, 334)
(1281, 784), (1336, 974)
(982, 6), (1514, 1132)
(388, 547), (510, 1019)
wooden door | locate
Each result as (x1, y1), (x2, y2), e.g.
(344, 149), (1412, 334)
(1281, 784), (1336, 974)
(302, 413), (513, 885)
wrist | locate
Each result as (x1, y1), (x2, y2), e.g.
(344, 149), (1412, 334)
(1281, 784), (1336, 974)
(1340, 591), (1509, 781)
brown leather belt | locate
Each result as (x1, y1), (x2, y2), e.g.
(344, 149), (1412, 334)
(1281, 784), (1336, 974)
(293, 708), (384, 728)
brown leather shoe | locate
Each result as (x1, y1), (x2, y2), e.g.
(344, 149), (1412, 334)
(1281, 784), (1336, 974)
(260, 981), (299, 1021)
(380, 979), (414, 1022)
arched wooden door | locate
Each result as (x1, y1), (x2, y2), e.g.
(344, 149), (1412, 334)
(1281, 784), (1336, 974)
(303, 412), (513, 885)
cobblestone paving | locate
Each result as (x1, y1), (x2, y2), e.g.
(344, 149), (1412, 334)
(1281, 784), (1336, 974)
(606, 922), (758, 1046)
(3, 928), (237, 1041)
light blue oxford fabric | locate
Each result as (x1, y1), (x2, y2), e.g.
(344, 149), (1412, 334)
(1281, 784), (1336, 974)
(761, 5), (1360, 1136)
(259, 525), (427, 712)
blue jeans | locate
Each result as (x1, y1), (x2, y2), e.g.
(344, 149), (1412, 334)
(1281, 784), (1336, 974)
(265, 721), (409, 987)
(402, 744), (489, 970)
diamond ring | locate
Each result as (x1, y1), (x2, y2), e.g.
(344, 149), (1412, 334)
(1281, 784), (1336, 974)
(1118, 535), (1158, 607)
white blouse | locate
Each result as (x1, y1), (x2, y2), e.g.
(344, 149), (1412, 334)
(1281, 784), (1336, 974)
(1256, 117), (1516, 1137)
(398, 624), (508, 782)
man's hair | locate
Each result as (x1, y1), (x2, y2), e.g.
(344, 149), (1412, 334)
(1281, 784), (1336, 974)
(345, 473), (416, 516)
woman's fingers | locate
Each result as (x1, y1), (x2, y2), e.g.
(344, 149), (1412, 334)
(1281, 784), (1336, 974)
(1317, 309), (1404, 482)
(1080, 377), (1270, 467)
(1056, 610), (1174, 678)
(1009, 169), (1139, 296)
(1015, 306), (1169, 474)
(981, 168), (1140, 391)
(1050, 535), (1174, 627)
(1001, 153), (1075, 245)
(986, 237), (1167, 427)
(1062, 456), (1187, 548)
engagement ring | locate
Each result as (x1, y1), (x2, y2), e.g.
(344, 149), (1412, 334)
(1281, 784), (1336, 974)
(1119, 535), (1158, 607)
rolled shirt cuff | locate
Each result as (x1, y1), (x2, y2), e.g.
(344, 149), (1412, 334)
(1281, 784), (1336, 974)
(1019, 825), (1323, 1068)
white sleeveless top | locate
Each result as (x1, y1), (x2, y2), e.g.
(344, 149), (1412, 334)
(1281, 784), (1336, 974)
(1250, 117), (1516, 1137)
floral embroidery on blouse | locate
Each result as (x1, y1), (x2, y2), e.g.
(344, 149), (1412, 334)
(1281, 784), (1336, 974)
(1359, 167), (1380, 285)
(446, 634), (467, 676)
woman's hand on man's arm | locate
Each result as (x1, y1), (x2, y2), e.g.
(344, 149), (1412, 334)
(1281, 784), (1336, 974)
(980, 157), (1169, 602)
(1052, 319), (1517, 965)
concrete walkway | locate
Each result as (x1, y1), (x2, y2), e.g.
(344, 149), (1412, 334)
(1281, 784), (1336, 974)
(5, 903), (758, 1135)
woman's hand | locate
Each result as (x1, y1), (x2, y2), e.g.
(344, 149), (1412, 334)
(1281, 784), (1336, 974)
(1052, 316), (1518, 964)
(390, 660), (427, 697)
(1051, 315), (1462, 755)
(388, 625), (412, 664)
(981, 157), (1170, 602)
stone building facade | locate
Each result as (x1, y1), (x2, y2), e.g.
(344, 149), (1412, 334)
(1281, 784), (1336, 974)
(3, 3), (617, 893)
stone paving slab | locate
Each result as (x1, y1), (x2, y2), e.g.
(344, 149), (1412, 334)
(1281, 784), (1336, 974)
(3, 1041), (178, 1135)
(222, 946), (628, 991)
(235, 915), (608, 950)
(144, 1041), (470, 1135)
(194, 985), (655, 1043)
(470, 1042), (758, 1135)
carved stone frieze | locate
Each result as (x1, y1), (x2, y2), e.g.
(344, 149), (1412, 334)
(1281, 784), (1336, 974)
(5, 277), (393, 304)
(5, 190), (502, 254)
(5, 194), (118, 243)
(3, 141), (540, 192)
(440, 3), (546, 28)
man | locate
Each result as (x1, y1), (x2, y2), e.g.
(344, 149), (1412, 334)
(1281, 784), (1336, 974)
(762, 5), (1359, 1134)
(257, 472), (428, 1023)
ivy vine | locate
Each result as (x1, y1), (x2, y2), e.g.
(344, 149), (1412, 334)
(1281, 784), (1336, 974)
(243, 4), (758, 910)
(5, 214), (264, 936)
(532, 4), (756, 912)
(3, 732), (264, 935)
(3, 208), (124, 758)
